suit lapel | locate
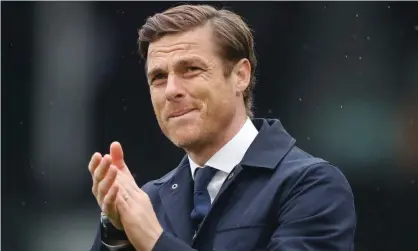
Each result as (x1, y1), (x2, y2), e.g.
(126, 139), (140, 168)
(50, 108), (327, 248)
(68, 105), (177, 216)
(211, 165), (244, 207)
(158, 163), (194, 243)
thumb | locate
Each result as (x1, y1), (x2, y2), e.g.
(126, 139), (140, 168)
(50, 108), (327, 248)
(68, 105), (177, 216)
(110, 141), (126, 169)
(110, 142), (134, 178)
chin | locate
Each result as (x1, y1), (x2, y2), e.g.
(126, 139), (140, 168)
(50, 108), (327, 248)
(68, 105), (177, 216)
(172, 138), (196, 149)
(167, 127), (203, 149)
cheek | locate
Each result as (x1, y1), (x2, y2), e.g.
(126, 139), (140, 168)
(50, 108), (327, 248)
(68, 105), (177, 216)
(150, 92), (164, 116)
(209, 81), (235, 105)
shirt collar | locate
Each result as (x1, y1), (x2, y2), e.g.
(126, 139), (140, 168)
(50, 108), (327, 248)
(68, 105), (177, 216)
(188, 117), (259, 179)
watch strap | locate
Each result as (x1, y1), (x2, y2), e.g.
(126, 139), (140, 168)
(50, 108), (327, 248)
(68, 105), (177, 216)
(100, 213), (128, 243)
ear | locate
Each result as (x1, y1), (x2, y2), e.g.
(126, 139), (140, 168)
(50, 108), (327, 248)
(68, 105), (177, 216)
(232, 58), (251, 94)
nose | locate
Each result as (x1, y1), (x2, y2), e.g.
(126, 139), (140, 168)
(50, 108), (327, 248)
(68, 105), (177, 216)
(165, 73), (185, 102)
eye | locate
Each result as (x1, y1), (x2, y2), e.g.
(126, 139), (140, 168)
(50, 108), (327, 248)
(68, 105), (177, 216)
(183, 66), (202, 77)
(151, 73), (167, 85)
(186, 66), (201, 72)
(152, 73), (166, 81)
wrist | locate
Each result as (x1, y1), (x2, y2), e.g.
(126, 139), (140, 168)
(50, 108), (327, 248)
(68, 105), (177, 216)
(100, 212), (128, 243)
(145, 226), (164, 251)
(131, 225), (163, 251)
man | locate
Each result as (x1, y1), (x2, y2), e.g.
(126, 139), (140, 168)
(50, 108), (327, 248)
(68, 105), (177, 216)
(89, 4), (356, 251)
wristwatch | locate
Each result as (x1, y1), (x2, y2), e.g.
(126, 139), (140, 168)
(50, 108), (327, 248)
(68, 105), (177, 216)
(100, 212), (128, 242)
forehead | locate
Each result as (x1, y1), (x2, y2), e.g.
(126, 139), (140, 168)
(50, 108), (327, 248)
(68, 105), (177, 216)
(147, 25), (218, 71)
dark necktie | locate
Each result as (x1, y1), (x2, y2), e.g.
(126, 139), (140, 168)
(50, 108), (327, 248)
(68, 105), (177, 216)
(190, 166), (218, 231)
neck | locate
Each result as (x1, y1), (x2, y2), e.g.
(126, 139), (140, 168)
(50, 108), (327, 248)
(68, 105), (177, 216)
(187, 113), (248, 166)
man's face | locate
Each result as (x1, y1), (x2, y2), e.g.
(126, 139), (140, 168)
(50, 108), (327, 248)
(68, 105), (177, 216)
(146, 24), (250, 150)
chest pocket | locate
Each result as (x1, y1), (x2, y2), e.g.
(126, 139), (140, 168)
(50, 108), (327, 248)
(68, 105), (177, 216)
(213, 224), (269, 251)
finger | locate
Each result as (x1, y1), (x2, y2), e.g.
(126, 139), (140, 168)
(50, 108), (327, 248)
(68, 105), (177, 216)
(92, 155), (112, 196)
(110, 142), (135, 180)
(93, 154), (112, 182)
(116, 191), (131, 216)
(102, 183), (119, 215)
(116, 171), (141, 198)
(88, 153), (102, 176)
(119, 180), (148, 209)
(110, 142), (125, 169)
(97, 165), (118, 205)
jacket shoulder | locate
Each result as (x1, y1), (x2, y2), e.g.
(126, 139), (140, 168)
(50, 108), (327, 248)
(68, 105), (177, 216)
(277, 146), (351, 189)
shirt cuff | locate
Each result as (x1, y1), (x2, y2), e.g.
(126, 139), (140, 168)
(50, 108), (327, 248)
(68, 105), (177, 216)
(102, 241), (130, 251)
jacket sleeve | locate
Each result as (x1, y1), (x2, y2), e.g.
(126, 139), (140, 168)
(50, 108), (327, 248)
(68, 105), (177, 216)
(267, 163), (356, 251)
(152, 231), (198, 251)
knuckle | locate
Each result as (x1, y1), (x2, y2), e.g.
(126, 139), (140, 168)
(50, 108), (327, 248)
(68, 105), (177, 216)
(93, 164), (101, 175)
(93, 170), (102, 182)
(92, 170), (98, 181)
(88, 156), (99, 173)
(96, 162), (109, 179)
(89, 166), (96, 175)
(103, 198), (110, 206)
(92, 183), (99, 195)
(98, 182), (108, 196)
(97, 195), (103, 206)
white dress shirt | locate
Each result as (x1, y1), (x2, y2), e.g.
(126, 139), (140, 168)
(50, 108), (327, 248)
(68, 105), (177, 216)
(103, 117), (258, 250)
(188, 117), (259, 203)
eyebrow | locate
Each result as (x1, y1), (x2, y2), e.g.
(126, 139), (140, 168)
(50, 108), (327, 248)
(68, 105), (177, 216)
(146, 56), (206, 79)
(147, 67), (165, 81)
(176, 56), (203, 67)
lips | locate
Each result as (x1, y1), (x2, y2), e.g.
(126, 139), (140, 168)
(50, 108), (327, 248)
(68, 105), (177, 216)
(168, 108), (196, 118)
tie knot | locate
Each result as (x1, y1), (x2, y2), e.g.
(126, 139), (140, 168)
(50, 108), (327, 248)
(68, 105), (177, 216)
(194, 166), (217, 191)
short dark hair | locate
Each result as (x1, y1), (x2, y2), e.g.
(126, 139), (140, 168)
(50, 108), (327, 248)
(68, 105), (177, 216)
(138, 4), (257, 117)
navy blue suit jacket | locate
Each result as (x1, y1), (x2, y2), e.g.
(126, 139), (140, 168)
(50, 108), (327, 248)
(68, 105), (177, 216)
(91, 118), (356, 251)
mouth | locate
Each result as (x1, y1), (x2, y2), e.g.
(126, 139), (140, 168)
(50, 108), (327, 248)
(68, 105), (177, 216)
(168, 108), (196, 119)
